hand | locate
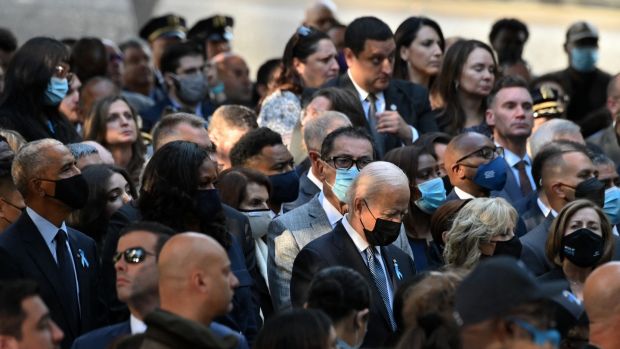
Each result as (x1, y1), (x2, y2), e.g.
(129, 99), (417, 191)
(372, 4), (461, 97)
(375, 111), (413, 144)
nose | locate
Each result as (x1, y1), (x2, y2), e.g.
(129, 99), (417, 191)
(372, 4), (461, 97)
(51, 320), (64, 343)
(329, 57), (339, 73)
(432, 43), (443, 57)
(121, 191), (132, 204)
(114, 254), (127, 272)
(230, 273), (239, 289)
(382, 57), (393, 76)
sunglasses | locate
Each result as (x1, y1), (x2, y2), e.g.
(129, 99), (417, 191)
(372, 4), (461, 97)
(113, 247), (154, 264)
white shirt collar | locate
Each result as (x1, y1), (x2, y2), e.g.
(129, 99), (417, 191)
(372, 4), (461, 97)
(342, 213), (371, 253)
(347, 70), (385, 104)
(307, 169), (323, 191)
(502, 147), (531, 168)
(537, 197), (551, 217)
(130, 314), (147, 334)
(454, 187), (476, 200)
(26, 207), (68, 245)
(318, 191), (343, 228)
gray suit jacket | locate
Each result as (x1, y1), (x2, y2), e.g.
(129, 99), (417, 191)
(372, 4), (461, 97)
(587, 125), (620, 166)
(520, 215), (555, 276)
(267, 196), (413, 311)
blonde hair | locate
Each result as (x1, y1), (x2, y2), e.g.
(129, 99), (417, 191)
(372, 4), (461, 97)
(443, 197), (517, 269)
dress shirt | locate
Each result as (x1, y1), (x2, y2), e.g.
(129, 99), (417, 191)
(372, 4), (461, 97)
(130, 314), (147, 334)
(318, 191), (343, 228)
(454, 187), (476, 200)
(341, 214), (394, 306)
(537, 197), (551, 218)
(307, 169), (323, 191)
(347, 70), (418, 143)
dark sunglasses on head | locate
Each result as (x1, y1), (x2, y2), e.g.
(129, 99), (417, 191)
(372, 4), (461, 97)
(113, 247), (154, 264)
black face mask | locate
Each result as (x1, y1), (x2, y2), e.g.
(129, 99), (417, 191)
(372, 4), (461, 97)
(195, 189), (223, 218)
(493, 235), (522, 258)
(40, 174), (88, 209)
(268, 170), (300, 205)
(441, 175), (454, 195)
(574, 177), (605, 207)
(360, 200), (401, 247)
(561, 228), (604, 268)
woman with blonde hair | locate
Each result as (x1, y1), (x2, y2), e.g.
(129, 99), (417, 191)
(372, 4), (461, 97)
(541, 199), (614, 300)
(443, 197), (520, 269)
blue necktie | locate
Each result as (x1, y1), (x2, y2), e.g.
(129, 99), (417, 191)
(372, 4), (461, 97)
(365, 247), (396, 330)
(55, 230), (80, 325)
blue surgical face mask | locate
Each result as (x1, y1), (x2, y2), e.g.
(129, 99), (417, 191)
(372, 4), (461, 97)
(472, 157), (507, 192)
(43, 77), (69, 105)
(603, 186), (620, 225)
(570, 47), (598, 73)
(414, 177), (446, 214)
(328, 166), (360, 202)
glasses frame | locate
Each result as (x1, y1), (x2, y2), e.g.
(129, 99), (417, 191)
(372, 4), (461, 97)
(113, 247), (155, 264)
(322, 155), (373, 170)
(456, 146), (504, 164)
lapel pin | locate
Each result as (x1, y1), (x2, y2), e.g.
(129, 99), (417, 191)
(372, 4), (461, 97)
(390, 104), (397, 111)
(393, 258), (403, 280)
(78, 249), (89, 269)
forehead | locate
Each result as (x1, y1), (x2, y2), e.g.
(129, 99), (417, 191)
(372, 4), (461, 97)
(560, 152), (593, 172)
(597, 163), (618, 180)
(169, 123), (211, 148)
(44, 144), (74, 163)
(569, 207), (600, 222)
(465, 47), (494, 64)
(178, 55), (204, 69)
(458, 134), (493, 155)
(494, 87), (532, 105)
(224, 56), (248, 70)
(329, 135), (373, 156)
(198, 158), (217, 175)
(360, 39), (396, 56)
(260, 144), (291, 161)
(118, 230), (159, 250)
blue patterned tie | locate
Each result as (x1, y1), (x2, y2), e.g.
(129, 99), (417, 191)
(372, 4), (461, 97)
(365, 247), (396, 330)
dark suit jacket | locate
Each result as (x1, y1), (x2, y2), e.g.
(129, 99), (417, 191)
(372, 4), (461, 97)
(325, 73), (437, 154)
(501, 157), (529, 204)
(290, 222), (416, 348)
(520, 215), (555, 276)
(518, 194), (546, 233)
(139, 95), (214, 132)
(282, 170), (320, 213)
(587, 125), (620, 167)
(71, 321), (130, 349)
(100, 201), (261, 342)
(0, 213), (103, 348)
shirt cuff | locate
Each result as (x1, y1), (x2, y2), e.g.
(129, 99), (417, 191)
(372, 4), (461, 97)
(407, 126), (419, 144)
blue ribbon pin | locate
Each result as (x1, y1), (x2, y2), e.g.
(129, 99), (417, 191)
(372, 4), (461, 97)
(78, 249), (89, 269)
(393, 258), (403, 280)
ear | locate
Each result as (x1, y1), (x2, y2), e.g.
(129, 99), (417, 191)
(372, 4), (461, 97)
(563, 42), (570, 55)
(552, 182), (567, 200)
(0, 335), (18, 349)
(399, 45), (409, 62)
(343, 47), (356, 67)
(192, 271), (209, 293)
(453, 163), (467, 180)
(0, 200), (7, 220)
(31, 178), (47, 198)
(354, 308), (370, 330)
(441, 230), (449, 244)
(485, 109), (495, 127)
(353, 196), (365, 217)
(293, 57), (305, 77)
(163, 72), (177, 90)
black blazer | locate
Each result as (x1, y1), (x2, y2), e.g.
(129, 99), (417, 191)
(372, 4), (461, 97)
(291, 221), (416, 348)
(325, 74), (438, 154)
(0, 212), (103, 349)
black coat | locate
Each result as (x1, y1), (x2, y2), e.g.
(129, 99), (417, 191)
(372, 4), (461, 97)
(0, 212), (104, 349)
(291, 221), (416, 348)
(0, 105), (81, 143)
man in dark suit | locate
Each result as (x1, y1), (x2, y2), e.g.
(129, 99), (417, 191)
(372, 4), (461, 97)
(291, 161), (415, 348)
(140, 43), (214, 132)
(485, 75), (536, 204)
(521, 141), (599, 275)
(325, 16), (437, 157)
(74, 221), (247, 349)
(0, 139), (103, 348)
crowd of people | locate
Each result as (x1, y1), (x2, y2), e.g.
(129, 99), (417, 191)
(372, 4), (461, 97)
(0, 1), (619, 348)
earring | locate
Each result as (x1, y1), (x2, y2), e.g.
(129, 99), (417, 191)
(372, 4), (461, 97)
(455, 81), (460, 89)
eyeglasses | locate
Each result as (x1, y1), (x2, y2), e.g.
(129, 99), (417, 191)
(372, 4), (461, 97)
(456, 146), (504, 164)
(53, 63), (71, 79)
(506, 317), (560, 348)
(112, 247), (154, 264)
(323, 156), (373, 170)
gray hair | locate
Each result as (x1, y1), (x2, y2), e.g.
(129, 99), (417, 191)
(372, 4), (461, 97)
(303, 111), (352, 152)
(151, 112), (206, 151)
(12, 139), (65, 196)
(346, 161), (409, 208)
(67, 142), (98, 160)
(443, 197), (517, 269)
(529, 119), (582, 157)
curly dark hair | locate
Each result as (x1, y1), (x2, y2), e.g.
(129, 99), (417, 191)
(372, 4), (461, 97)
(139, 141), (231, 248)
(229, 127), (283, 167)
(489, 18), (529, 44)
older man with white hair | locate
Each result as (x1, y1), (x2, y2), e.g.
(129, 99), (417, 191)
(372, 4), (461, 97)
(291, 161), (416, 348)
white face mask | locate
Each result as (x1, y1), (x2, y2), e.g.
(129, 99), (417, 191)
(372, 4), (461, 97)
(241, 209), (273, 239)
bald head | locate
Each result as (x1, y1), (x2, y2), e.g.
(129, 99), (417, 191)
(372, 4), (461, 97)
(584, 262), (620, 322)
(444, 132), (494, 190)
(157, 232), (238, 324)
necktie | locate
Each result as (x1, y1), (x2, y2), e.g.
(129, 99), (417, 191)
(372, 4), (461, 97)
(365, 247), (396, 330)
(366, 94), (385, 158)
(55, 230), (80, 325)
(515, 160), (533, 196)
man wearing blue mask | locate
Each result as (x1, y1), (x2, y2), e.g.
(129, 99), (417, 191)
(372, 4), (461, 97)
(537, 21), (611, 137)
(267, 126), (413, 310)
(291, 161), (416, 348)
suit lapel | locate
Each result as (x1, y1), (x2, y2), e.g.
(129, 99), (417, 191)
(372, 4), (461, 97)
(332, 223), (393, 329)
(68, 230), (89, 325)
(19, 214), (79, 337)
(307, 197), (334, 233)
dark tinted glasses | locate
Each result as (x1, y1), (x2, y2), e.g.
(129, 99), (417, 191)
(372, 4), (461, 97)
(113, 247), (154, 264)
